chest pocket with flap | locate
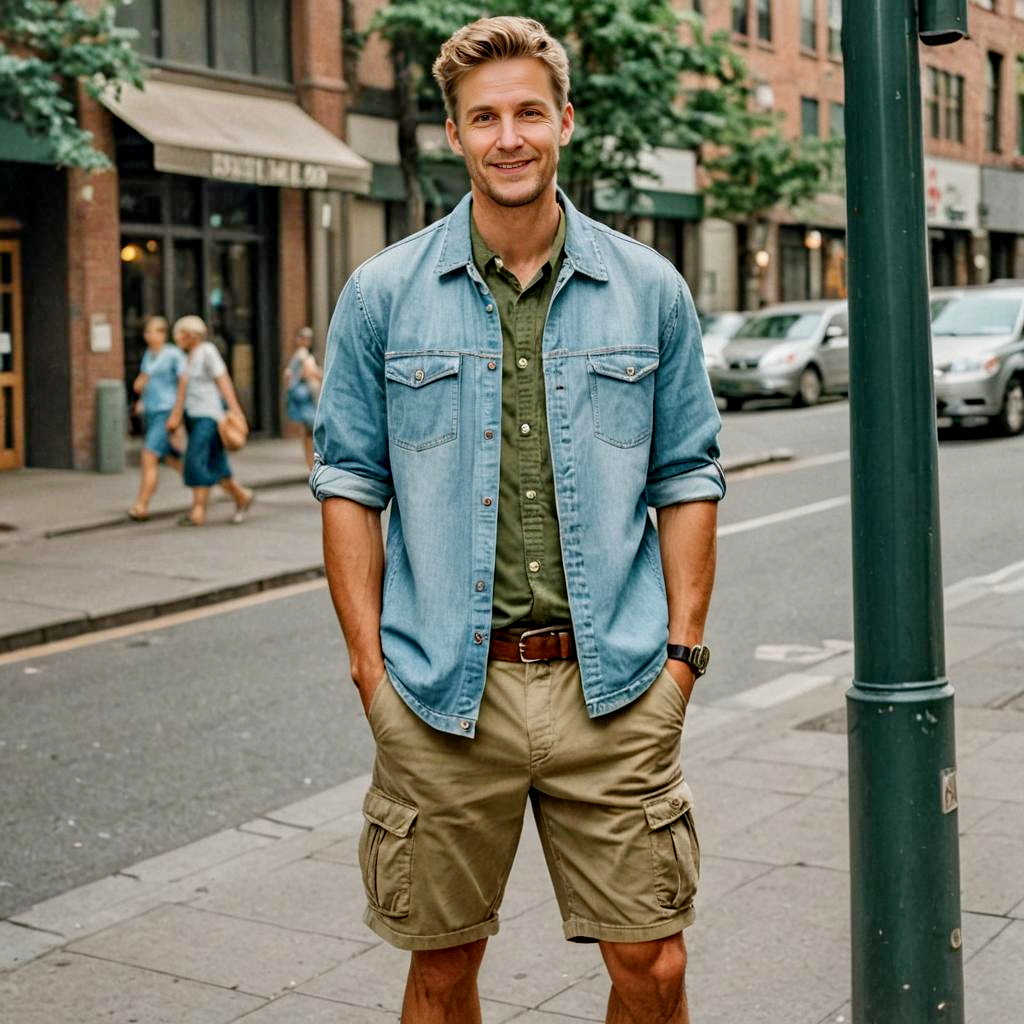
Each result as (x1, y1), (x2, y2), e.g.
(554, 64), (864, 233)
(384, 353), (461, 452)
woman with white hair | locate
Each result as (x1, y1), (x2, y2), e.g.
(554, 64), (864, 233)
(165, 315), (254, 526)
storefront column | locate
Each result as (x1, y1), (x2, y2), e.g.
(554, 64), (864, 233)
(279, 187), (310, 439)
(67, 88), (123, 470)
(969, 232), (990, 285)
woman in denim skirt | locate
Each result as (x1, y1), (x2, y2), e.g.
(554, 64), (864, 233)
(165, 315), (253, 527)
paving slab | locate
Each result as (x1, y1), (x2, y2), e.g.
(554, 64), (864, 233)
(815, 1003), (851, 1024)
(67, 903), (368, 999)
(691, 755), (840, 796)
(0, 920), (64, 971)
(735, 730), (849, 773)
(962, 911), (1013, 961)
(689, 780), (802, 852)
(694, 855), (775, 907)
(235, 993), (399, 1023)
(959, 833), (1024, 916)
(0, 950), (264, 1023)
(719, 795), (849, 871)
(193, 857), (368, 943)
(966, 799), (1024, 837)
(963, 919), (1024, 1024)
(685, 865), (849, 1024)
(123, 825), (275, 884)
(957, 753), (1024, 803)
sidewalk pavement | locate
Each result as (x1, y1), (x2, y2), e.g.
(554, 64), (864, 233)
(0, 434), (790, 654)
(2, 580), (1022, 1022)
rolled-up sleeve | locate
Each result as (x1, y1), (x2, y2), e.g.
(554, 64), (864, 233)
(645, 275), (726, 508)
(310, 270), (394, 509)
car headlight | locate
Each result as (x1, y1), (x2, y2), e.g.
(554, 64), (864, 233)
(760, 347), (799, 368)
(945, 353), (1000, 375)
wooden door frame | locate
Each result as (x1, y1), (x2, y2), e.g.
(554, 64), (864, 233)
(0, 238), (24, 470)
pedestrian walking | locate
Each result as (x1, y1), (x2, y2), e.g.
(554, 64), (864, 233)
(165, 315), (254, 527)
(284, 325), (322, 470)
(312, 18), (724, 1024)
(128, 315), (185, 521)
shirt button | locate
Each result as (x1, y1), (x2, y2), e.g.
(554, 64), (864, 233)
(482, 496), (493, 507)
(626, 366), (636, 376)
(475, 580), (486, 592)
(520, 423), (531, 435)
(414, 368), (425, 382)
(517, 357), (528, 369)
(495, 257), (504, 269)
(484, 429), (494, 440)
(528, 560), (541, 573)
(525, 489), (537, 500)
(473, 632), (484, 644)
(485, 303), (494, 313)
(460, 720), (471, 730)
(670, 797), (682, 810)
(487, 361), (497, 370)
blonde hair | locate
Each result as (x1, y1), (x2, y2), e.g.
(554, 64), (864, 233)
(172, 315), (208, 341)
(432, 17), (570, 122)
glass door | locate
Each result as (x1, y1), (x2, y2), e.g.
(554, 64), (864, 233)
(0, 240), (24, 470)
(208, 240), (258, 428)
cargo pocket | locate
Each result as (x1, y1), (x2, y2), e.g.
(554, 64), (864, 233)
(359, 787), (418, 918)
(587, 350), (659, 448)
(384, 353), (461, 451)
(644, 781), (700, 910)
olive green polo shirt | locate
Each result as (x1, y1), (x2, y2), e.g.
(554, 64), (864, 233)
(471, 209), (572, 629)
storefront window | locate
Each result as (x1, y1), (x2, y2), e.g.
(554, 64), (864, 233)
(120, 238), (164, 390)
(120, 180), (162, 225)
(208, 183), (260, 230)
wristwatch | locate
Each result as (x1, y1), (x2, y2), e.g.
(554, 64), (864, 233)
(666, 643), (711, 678)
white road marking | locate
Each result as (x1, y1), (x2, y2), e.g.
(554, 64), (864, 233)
(944, 558), (1024, 611)
(720, 672), (838, 710)
(754, 639), (854, 665)
(718, 495), (850, 537)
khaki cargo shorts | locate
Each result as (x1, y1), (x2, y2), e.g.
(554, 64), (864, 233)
(359, 659), (699, 951)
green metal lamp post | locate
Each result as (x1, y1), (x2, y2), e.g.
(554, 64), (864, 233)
(842, 1), (967, 1020)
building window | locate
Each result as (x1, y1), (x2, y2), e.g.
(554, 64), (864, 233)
(800, 0), (817, 50)
(827, 0), (842, 57)
(756, 0), (772, 41)
(732, 0), (747, 35)
(1017, 56), (1024, 154)
(118, 0), (291, 83)
(986, 51), (1003, 153)
(801, 97), (820, 137)
(926, 67), (964, 143)
(829, 101), (845, 138)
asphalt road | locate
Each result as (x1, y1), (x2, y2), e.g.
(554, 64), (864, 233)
(2, 399), (1022, 919)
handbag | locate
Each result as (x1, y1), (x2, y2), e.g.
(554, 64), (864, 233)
(218, 410), (249, 451)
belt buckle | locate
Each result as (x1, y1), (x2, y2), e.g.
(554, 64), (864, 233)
(517, 625), (560, 664)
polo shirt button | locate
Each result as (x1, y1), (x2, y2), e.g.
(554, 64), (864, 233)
(487, 361), (497, 370)
(485, 303), (494, 313)
(473, 631), (484, 644)
(484, 429), (494, 440)
(520, 423), (531, 435)
(525, 489), (537, 500)
(482, 496), (493, 507)
(528, 560), (541, 573)
(517, 357), (528, 369)
(460, 720), (471, 730)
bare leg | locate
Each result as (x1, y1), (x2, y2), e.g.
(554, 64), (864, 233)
(189, 486), (210, 525)
(165, 454), (183, 474)
(401, 938), (488, 1024)
(600, 934), (689, 1024)
(302, 430), (314, 472)
(130, 449), (160, 517)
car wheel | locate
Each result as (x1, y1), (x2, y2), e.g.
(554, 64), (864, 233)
(993, 378), (1024, 436)
(794, 366), (823, 407)
(724, 397), (745, 411)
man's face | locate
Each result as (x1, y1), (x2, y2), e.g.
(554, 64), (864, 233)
(445, 56), (574, 210)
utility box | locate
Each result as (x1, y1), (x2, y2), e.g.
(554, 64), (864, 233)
(95, 379), (126, 474)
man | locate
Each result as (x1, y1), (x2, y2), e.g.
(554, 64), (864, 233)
(312, 17), (724, 1023)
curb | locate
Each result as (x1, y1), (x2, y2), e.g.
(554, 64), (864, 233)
(0, 566), (325, 656)
(721, 448), (794, 473)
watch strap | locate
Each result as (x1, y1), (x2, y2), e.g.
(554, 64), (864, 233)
(666, 643), (710, 676)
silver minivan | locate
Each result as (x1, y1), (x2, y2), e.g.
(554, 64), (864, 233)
(708, 300), (849, 410)
(931, 287), (1024, 436)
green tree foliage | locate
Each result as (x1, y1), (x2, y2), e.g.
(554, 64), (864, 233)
(367, 2), (836, 236)
(0, 0), (143, 169)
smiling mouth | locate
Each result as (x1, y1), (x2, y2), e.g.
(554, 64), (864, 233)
(491, 159), (532, 172)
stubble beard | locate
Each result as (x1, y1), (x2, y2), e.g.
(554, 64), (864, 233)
(468, 154), (558, 209)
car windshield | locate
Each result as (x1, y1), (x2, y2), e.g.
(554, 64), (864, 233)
(733, 312), (822, 341)
(699, 313), (744, 336)
(931, 296), (1022, 337)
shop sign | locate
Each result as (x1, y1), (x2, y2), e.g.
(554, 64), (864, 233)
(924, 157), (980, 230)
(211, 152), (329, 190)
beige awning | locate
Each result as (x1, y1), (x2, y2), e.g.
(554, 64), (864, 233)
(102, 79), (371, 194)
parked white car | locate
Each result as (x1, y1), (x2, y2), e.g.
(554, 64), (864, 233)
(698, 311), (750, 370)
(709, 301), (850, 410)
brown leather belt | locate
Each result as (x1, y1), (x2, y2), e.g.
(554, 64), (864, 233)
(489, 625), (577, 663)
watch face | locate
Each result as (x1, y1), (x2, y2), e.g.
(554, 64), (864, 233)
(692, 646), (710, 673)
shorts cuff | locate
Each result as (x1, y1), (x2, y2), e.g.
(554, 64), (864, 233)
(363, 907), (501, 951)
(563, 906), (695, 944)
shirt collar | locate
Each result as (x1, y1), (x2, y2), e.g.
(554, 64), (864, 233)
(469, 205), (565, 281)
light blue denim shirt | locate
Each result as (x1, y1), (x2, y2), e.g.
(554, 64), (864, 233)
(312, 191), (725, 737)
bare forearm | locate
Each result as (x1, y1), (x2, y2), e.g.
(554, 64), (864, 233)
(657, 500), (717, 643)
(322, 497), (386, 687)
(215, 373), (243, 416)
